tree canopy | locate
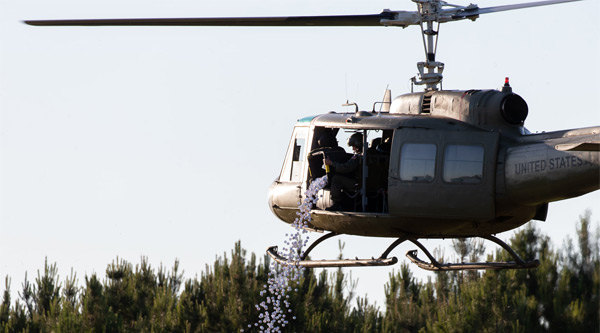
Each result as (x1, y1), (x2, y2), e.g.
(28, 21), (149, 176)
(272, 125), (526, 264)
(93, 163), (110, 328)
(1, 211), (598, 332)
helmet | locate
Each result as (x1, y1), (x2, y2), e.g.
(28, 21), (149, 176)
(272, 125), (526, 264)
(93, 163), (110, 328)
(347, 133), (363, 150)
(318, 132), (337, 148)
(370, 137), (382, 149)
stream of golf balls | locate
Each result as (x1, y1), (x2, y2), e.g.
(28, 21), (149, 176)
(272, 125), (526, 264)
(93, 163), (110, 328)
(245, 175), (328, 332)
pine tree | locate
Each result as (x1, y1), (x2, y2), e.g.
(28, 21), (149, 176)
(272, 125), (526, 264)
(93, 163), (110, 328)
(0, 215), (597, 332)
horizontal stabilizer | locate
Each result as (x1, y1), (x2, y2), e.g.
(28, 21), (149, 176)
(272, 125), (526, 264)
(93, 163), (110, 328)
(555, 142), (600, 152)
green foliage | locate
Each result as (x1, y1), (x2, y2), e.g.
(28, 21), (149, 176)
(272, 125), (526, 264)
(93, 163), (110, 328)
(381, 212), (600, 332)
(1, 213), (598, 332)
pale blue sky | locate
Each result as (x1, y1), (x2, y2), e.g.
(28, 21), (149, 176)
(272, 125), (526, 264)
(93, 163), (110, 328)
(1, 0), (598, 307)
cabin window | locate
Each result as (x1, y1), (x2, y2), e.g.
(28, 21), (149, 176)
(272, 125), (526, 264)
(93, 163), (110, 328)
(280, 128), (307, 182)
(400, 143), (436, 182)
(443, 145), (484, 184)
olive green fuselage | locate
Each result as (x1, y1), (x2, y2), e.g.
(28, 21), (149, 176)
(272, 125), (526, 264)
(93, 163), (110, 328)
(268, 89), (599, 238)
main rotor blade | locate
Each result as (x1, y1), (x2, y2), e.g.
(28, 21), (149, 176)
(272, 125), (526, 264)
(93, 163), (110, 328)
(24, 13), (393, 27)
(452, 0), (582, 19)
(24, 0), (583, 28)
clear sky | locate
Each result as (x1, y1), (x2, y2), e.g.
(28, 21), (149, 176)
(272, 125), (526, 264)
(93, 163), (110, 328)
(1, 0), (598, 308)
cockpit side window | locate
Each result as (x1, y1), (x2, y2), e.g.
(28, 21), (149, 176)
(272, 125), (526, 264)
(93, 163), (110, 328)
(280, 127), (308, 182)
(290, 137), (306, 182)
(399, 143), (436, 182)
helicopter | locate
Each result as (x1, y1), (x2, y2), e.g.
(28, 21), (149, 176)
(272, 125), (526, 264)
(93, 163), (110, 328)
(24, 0), (599, 271)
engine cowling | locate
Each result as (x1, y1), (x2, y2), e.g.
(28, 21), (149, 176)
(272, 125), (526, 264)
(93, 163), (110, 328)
(390, 89), (529, 134)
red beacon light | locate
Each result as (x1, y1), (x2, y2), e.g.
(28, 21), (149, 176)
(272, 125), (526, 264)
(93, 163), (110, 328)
(502, 77), (512, 93)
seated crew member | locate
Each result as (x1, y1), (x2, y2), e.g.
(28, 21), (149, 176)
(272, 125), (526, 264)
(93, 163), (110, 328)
(324, 132), (363, 211)
(368, 137), (382, 155)
(307, 131), (346, 181)
(376, 135), (392, 153)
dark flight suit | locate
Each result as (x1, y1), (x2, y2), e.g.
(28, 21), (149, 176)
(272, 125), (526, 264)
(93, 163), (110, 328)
(329, 153), (361, 208)
(308, 146), (347, 181)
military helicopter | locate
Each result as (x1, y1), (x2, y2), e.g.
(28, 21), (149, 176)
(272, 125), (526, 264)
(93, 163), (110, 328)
(25, 0), (599, 271)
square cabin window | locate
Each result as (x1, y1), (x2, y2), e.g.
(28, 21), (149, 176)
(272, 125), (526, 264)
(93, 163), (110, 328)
(443, 145), (484, 184)
(400, 143), (436, 182)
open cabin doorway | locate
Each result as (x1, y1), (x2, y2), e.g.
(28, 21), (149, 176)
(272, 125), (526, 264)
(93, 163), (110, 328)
(307, 126), (392, 213)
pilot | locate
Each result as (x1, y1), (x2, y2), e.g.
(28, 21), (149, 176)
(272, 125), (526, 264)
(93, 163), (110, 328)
(308, 131), (346, 181)
(324, 132), (363, 211)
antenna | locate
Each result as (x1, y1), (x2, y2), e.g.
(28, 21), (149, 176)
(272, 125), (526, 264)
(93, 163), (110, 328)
(345, 72), (348, 103)
(381, 86), (391, 113)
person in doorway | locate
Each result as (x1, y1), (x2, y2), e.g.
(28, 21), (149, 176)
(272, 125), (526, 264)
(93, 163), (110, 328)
(307, 131), (347, 182)
(324, 132), (363, 211)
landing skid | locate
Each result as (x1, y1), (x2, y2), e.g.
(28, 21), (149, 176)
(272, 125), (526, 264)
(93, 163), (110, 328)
(406, 235), (540, 271)
(266, 233), (540, 270)
(266, 232), (401, 268)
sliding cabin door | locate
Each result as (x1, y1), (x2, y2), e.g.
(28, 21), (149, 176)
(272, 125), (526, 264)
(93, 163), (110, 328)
(388, 128), (499, 220)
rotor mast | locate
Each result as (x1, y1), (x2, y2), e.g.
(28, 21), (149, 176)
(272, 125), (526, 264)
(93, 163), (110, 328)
(413, 0), (445, 90)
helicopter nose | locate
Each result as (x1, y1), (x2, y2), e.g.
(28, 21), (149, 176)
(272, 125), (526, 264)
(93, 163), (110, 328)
(267, 178), (278, 215)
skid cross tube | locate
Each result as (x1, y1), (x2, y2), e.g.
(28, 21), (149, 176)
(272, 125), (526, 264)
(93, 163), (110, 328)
(380, 235), (410, 259)
(300, 232), (339, 260)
